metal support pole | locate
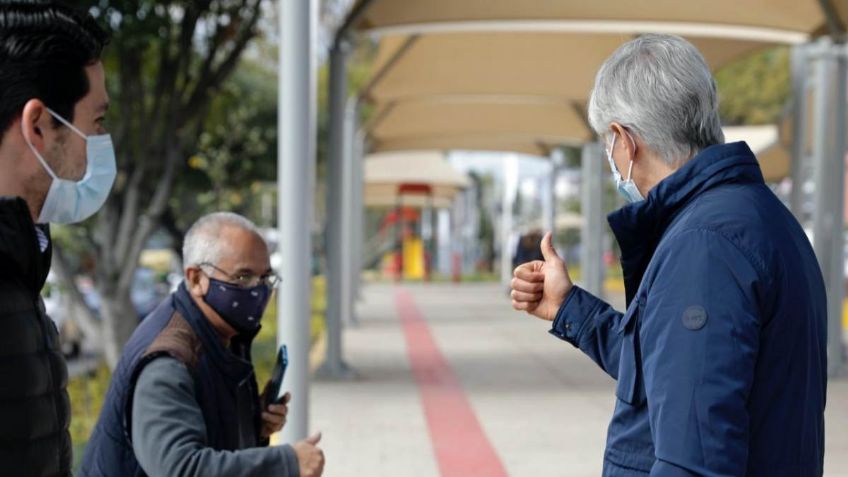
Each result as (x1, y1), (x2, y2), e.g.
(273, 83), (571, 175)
(450, 195), (464, 281)
(831, 43), (847, 376)
(277, 0), (316, 442)
(580, 142), (605, 298)
(351, 129), (366, 312)
(500, 156), (519, 289)
(541, 165), (555, 234)
(318, 39), (354, 379)
(437, 208), (451, 276)
(811, 38), (846, 377)
(340, 99), (357, 326)
(790, 44), (809, 219)
(422, 203), (433, 280)
(546, 149), (563, 234)
(394, 196), (403, 282)
(470, 186), (479, 274)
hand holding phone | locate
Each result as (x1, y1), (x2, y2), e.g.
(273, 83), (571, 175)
(264, 344), (288, 408)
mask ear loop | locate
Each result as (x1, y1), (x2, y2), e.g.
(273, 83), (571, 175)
(45, 107), (87, 139)
(622, 129), (637, 181)
(607, 132), (617, 156)
(46, 106), (96, 181)
(606, 133), (620, 178)
(21, 121), (58, 180)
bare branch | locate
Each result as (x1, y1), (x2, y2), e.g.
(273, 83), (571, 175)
(177, 0), (214, 79)
(147, 9), (177, 129)
(113, 40), (137, 172)
(185, 4), (227, 102)
(118, 144), (181, 290)
(113, 167), (144, 263)
(161, 206), (186, 259)
(149, 1), (210, 129)
(181, 0), (262, 123)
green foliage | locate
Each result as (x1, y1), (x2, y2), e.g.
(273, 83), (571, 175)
(48, 0), (269, 369)
(169, 59), (279, 230)
(165, 26), (378, 234)
(715, 46), (791, 125)
(68, 363), (111, 470)
(252, 276), (327, 387)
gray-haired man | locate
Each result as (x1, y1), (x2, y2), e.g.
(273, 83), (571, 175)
(80, 212), (325, 477)
(512, 34), (826, 476)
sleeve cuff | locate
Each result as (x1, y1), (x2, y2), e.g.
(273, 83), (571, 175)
(548, 286), (595, 346)
(280, 444), (300, 477)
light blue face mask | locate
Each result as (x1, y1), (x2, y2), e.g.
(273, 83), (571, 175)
(23, 107), (117, 224)
(606, 132), (644, 204)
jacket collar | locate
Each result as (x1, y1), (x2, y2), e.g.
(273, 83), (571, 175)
(173, 283), (255, 383)
(0, 196), (51, 294)
(607, 141), (765, 306)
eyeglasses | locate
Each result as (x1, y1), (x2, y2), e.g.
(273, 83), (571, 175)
(199, 262), (281, 289)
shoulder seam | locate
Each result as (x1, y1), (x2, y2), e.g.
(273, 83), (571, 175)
(678, 226), (771, 286)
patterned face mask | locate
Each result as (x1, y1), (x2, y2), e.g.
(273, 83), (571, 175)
(203, 277), (272, 337)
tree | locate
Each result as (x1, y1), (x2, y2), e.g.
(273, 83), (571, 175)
(52, 0), (265, 369)
(715, 46), (791, 125)
(163, 59), (280, 255)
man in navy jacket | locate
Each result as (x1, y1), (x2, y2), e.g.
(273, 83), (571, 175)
(511, 34), (827, 476)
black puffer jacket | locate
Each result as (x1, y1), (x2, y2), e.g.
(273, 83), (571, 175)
(0, 196), (71, 477)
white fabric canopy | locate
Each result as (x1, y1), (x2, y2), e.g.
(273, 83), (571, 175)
(364, 151), (470, 207)
(352, 0), (844, 156)
(352, 0), (844, 39)
(364, 32), (772, 155)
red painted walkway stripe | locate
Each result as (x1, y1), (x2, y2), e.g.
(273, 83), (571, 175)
(395, 287), (509, 477)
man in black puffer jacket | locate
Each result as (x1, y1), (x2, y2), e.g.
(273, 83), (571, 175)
(0, 2), (112, 475)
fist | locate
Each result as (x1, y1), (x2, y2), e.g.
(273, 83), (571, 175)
(293, 432), (325, 477)
(260, 392), (290, 439)
(510, 232), (573, 321)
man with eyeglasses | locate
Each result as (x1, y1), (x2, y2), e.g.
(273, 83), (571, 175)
(79, 212), (325, 477)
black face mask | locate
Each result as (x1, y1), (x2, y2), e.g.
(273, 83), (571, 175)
(204, 277), (272, 337)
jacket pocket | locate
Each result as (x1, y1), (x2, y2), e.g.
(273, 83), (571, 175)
(615, 299), (645, 406)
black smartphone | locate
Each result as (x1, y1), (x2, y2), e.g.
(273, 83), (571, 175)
(264, 344), (288, 407)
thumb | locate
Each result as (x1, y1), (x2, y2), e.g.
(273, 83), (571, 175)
(305, 432), (322, 445)
(540, 232), (560, 263)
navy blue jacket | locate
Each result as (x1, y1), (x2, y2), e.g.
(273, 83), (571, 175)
(79, 284), (264, 476)
(551, 142), (827, 476)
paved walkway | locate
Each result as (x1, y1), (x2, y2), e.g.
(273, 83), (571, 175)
(309, 282), (848, 477)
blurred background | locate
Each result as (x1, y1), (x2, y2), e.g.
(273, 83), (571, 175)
(53, 1), (848, 475)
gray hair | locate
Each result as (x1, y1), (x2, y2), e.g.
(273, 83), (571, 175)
(588, 34), (724, 165)
(182, 212), (263, 268)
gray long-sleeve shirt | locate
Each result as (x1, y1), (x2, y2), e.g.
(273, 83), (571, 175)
(131, 357), (300, 477)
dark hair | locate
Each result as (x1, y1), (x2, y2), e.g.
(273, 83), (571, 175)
(0, 1), (109, 141)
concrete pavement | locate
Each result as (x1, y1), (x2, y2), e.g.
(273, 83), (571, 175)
(309, 282), (848, 477)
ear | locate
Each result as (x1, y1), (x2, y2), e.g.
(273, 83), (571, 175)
(609, 122), (638, 163)
(185, 267), (208, 298)
(20, 99), (51, 154)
